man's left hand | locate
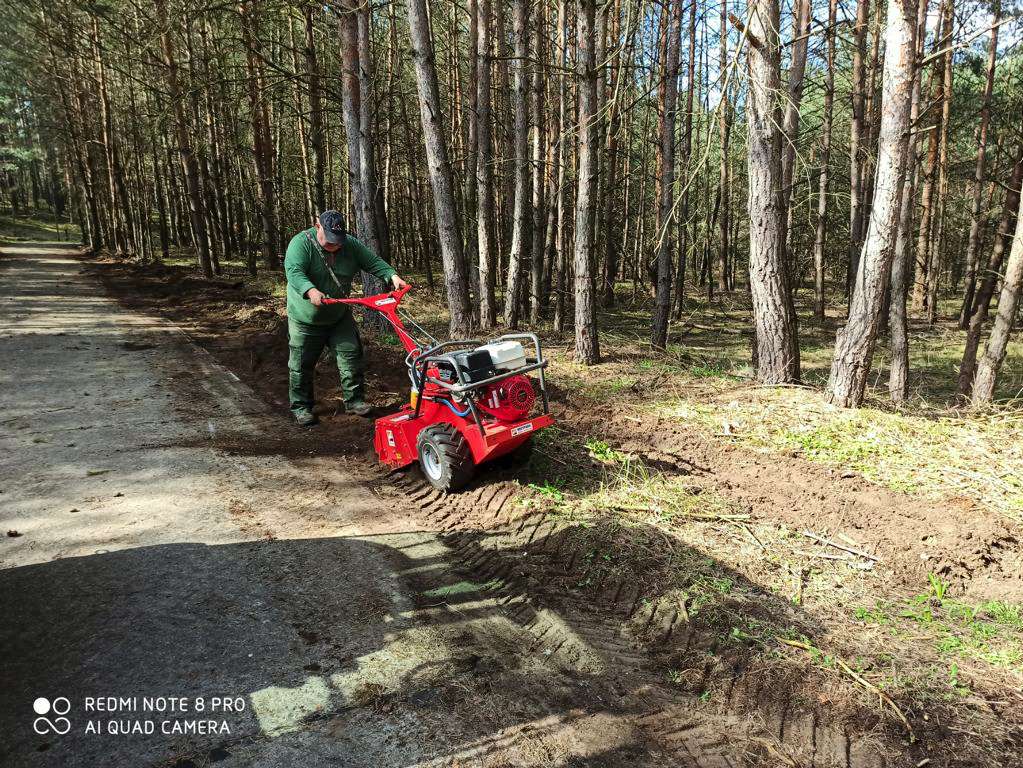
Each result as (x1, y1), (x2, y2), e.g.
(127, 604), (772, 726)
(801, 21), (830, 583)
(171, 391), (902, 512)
(391, 275), (409, 290)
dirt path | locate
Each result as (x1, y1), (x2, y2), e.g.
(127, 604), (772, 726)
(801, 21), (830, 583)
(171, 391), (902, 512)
(0, 244), (775, 767)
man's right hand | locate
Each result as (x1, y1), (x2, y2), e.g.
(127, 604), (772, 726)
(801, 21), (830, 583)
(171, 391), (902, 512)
(306, 288), (325, 306)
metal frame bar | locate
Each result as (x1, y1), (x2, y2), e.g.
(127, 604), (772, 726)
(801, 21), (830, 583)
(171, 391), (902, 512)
(409, 333), (551, 421)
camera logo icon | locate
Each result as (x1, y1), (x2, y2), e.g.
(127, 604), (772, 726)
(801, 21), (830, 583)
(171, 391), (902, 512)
(32, 697), (71, 735)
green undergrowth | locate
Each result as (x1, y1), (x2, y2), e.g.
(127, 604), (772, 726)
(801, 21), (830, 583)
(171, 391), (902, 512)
(847, 577), (1023, 706)
(512, 401), (1022, 733)
(659, 388), (1023, 520)
(524, 426), (741, 524)
(853, 576), (1023, 677)
(0, 210), (79, 242)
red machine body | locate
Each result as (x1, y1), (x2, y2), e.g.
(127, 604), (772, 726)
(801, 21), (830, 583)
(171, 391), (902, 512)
(322, 287), (553, 488)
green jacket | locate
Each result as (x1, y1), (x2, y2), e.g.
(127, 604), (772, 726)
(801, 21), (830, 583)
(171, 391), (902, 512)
(284, 228), (397, 326)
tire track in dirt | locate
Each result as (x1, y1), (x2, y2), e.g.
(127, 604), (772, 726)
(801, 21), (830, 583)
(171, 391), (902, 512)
(86, 256), (921, 765)
(374, 471), (893, 768)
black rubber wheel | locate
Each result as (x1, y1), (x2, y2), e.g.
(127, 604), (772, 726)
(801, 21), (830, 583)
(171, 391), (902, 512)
(416, 423), (476, 492)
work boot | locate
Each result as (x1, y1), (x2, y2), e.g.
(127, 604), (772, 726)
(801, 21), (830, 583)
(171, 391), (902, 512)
(346, 399), (372, 417)
(293, 408), (319, 427)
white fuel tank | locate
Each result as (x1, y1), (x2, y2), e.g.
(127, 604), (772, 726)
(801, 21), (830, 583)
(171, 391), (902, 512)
(478, 340), (528, 371)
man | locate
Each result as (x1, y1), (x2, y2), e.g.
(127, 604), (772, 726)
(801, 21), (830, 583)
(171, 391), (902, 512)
(284, 210), (407, 426)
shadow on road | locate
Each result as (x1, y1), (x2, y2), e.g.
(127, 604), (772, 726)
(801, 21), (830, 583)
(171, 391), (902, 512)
(1, 529), (755, 767)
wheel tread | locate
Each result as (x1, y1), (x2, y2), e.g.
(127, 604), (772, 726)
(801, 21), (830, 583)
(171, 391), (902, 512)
(417, 423), (475, 492)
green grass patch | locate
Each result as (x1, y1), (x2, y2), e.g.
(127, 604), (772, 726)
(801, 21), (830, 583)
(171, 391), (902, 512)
(0, 210), (80, 242)
(853, 583), (1023, 673)
(659, 388), (1023, 521)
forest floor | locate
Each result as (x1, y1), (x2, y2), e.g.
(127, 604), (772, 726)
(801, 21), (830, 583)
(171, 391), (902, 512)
(4, 221), (1022, 766)
(4, 239), (783, 768)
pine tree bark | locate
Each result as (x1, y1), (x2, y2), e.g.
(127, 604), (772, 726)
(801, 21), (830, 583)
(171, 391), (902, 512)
(780, 0), (811, 261)
(552, 0), (571, 334)
(464, 0), (480, 307)
(958, 147), (1023, 396)
(529, 3), (547, 325)
(288, 16), (315, 222)
(828, 0), (916, 407)
(847, 0), (871, 297)
(959, 0), (1000, 328)
(573, 0), (600, 364)
(304, 4), (327, 215)
(476, 0), (497, 328)
(601, 6), (629, 309)
(926, 0), (955, 325)
(504, 0), (531, 328)
(671, 0), (698, 320)
(715, 0), (730, 294)
(911, 0), (951, 313)
(406, 0), (473, 336)
(240, 0), (278, 269)
(746, 0), (800, 383)
(972, 216), (1023, 404)
(812, 0), (838, 319)
(889, 0), (928, 403)
(156, 0), (212, 278)
(651, 0), (681, 350)
(91, 16), (133, 256)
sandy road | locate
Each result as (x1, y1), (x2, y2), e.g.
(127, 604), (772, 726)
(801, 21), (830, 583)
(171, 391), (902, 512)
(0, 243), (758, 768)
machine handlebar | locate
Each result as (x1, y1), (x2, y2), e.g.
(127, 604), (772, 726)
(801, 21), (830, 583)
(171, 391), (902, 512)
(320, 284), (412, 309)
(320, 286), (420, 354)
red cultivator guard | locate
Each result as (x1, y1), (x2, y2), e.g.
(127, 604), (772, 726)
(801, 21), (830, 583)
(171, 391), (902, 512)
(322, 287), (554, 491)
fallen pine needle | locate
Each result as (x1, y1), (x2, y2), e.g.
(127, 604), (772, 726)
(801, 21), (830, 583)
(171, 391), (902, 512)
(801, 530), (880, 562)
(776, 636), (914, 741)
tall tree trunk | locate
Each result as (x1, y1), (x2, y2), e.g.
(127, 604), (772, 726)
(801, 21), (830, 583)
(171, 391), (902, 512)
(351, 1), (390, 325)
(476, 0), (497, 328)
(651, 0), (681, 349)
(529, 2), (547, 325)
(464, 0), (480, 309)
(828, 0), (916, 407)
(156, 0), (212, 278)
(406, 0), (473, 336)
(91, 16), (133, 256)
(971, 218), (1023, 404)
(959, 0), (1000, 328)
(672, 0), (698, 320)
(304, 4), (327, 215)
(958, 147), (1023, 397)
(889, 0), (928, 403)
(715, 0), (730, 294)
(912, 0), (951, 314)
(780, 0), (810, 263)
(601, 6), (629, 309)
(926, 0), (955, 325)
(847, 0), (871, 298)
(289, 15), (315, 222)
(240, 0), (278, 270)
(746, 0), (800, 383)
(504, 0), (531, 328)
(812, 0), (839, 319)
(573, 0), (600, 364)
(552, 0), (571, 334)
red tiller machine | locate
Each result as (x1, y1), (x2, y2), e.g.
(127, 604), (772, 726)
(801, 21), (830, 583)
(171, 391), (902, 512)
(322, 287), (554, 491)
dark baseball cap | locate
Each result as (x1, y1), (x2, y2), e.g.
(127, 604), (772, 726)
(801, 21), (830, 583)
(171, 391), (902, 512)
(318, 210), (348, 244)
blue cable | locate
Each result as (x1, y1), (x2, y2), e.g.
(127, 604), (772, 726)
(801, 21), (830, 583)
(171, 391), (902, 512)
(437, 398), (472, 418)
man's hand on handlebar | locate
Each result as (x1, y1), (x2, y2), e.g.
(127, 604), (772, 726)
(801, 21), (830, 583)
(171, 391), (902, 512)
(391, 275), (409, 290)
(306, 288), (325, 306)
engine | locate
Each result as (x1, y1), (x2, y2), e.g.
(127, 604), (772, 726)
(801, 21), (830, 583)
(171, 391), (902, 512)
(475, 374), (536, 421)
(427, 340), (535, 423)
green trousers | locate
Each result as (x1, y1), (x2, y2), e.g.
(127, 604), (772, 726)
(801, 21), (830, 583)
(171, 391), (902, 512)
(288, 311), (364, 413)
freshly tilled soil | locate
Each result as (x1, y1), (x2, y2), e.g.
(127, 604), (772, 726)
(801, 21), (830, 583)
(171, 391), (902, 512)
(86, 253), (1023, 767)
